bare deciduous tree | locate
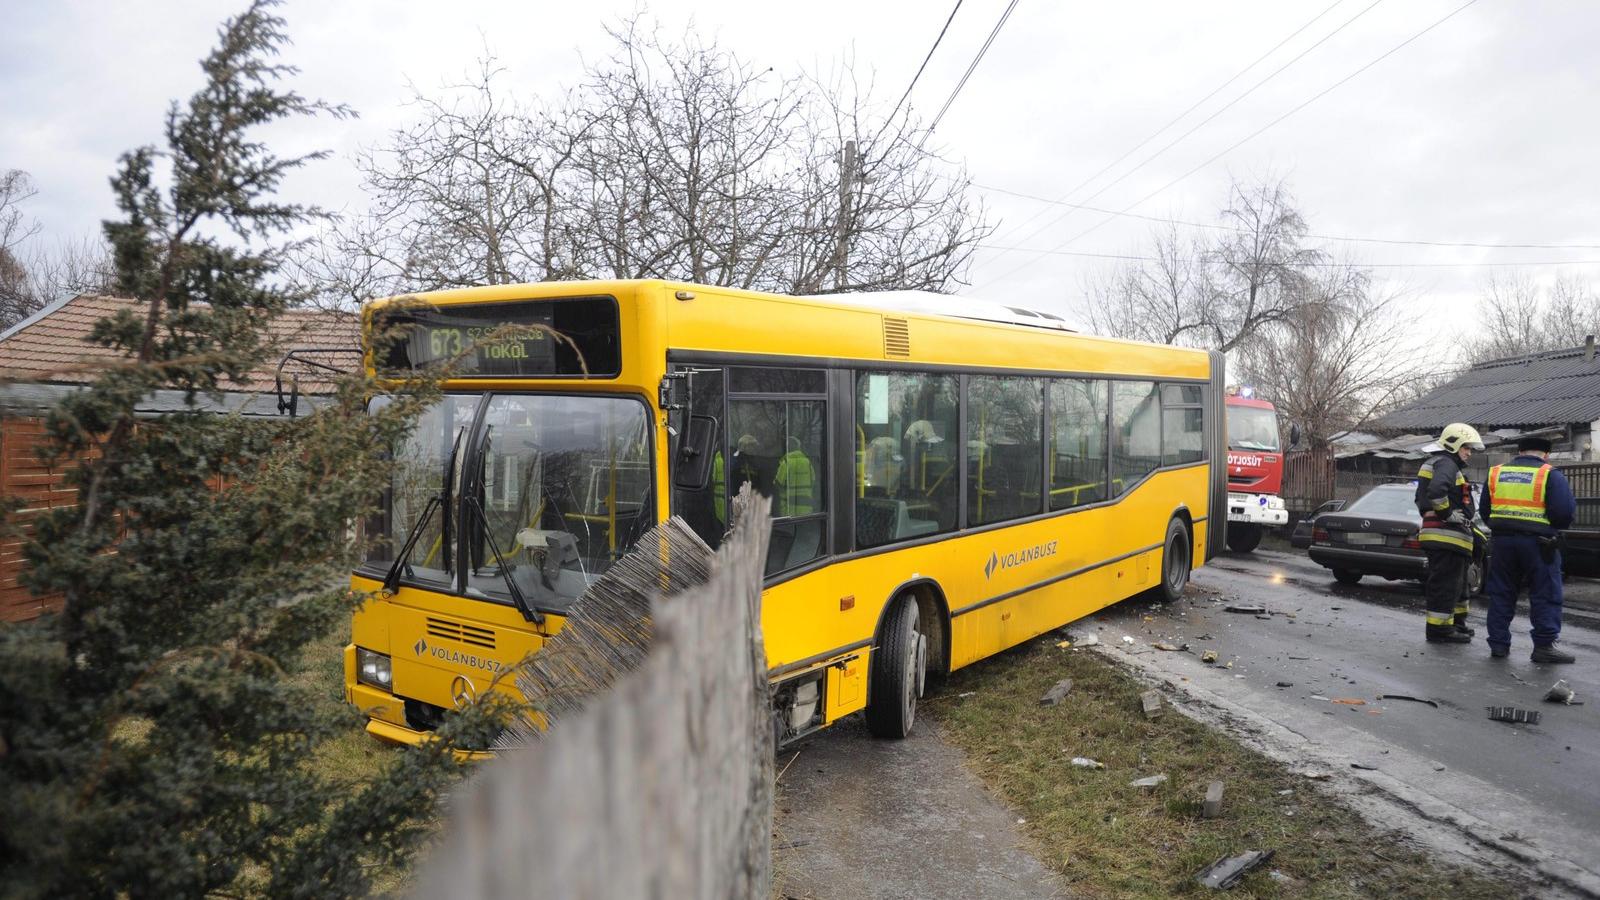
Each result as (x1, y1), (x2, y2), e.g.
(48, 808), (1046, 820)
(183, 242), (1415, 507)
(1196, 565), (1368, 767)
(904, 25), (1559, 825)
(1466, 271), (1600, 363)
(1238, 261), (1418, 449)
(1, 169), (43, 328)
(317, 19), (988, 307)
(1082, 175), (1324, 352)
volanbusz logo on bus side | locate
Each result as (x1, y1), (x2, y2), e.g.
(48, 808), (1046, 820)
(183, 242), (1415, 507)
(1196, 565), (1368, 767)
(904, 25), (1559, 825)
(412, 637), (504, 674)
(984, 540), (1059, 579)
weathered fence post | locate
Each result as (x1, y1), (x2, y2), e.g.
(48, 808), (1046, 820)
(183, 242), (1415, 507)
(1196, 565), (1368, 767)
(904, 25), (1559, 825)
(413, 488), (774, 899)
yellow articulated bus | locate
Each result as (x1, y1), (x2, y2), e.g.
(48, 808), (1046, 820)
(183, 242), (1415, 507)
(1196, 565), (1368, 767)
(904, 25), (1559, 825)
(346, 280), (1227, 746)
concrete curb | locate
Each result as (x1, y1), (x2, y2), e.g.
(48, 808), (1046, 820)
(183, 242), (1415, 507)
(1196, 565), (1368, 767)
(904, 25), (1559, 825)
(1090, 639), (1600, 899)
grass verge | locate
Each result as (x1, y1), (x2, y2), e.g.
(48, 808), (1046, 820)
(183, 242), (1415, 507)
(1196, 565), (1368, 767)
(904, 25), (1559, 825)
(289, 625), (436, 895)
(933, 637), (1516, 899)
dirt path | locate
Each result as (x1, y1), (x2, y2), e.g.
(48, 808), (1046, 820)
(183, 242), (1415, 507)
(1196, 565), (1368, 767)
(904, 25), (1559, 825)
(773, 717), (1064, 899)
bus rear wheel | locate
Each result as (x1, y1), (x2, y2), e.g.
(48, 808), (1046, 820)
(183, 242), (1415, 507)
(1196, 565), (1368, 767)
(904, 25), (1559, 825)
(865, 596), (926, 739)
(1155, 518), (1192, 603)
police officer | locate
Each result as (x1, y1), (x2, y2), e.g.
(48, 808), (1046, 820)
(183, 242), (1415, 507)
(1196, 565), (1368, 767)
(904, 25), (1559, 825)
(1415, 423), (1485, 643)
(1482, 435), (1577, 663)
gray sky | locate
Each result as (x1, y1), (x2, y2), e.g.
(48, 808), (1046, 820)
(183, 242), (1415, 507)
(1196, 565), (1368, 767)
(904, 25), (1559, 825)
(4, 0), (1598, 325)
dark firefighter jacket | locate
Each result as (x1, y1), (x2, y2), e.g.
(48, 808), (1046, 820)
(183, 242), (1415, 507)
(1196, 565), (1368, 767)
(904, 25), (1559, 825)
(1481, 453), (1576, 538)
(1414, 451), (1475, 556)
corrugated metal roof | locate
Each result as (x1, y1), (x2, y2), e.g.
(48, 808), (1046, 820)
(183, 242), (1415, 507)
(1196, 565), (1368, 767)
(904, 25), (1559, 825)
(1374, 344), (1600, 431)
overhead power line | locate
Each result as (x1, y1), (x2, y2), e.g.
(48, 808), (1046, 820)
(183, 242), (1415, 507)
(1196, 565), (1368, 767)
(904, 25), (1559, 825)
(878, 0), (966, 141)
(926, 0), (1022, 136)
(988, 0), (1356, 249)
(972, 180), (1600, 251)
(974, 244), (1600, 269)
(981, 0), (1484, 290)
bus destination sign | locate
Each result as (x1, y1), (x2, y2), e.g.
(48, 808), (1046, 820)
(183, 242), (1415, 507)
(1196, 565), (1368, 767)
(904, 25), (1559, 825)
(378, 296), (621, 378)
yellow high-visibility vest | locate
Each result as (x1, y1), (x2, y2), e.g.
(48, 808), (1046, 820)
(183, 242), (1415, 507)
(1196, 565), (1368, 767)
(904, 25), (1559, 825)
(1487, 463), (1552, 527)
(775, 449), (817, 516)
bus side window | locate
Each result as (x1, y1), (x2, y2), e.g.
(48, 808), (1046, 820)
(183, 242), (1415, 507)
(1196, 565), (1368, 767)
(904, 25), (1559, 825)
(1111, 381), (1162, 496)
(729, 395), (828, 576)
(854, 371), (959, 549)
(1049, 379), (1108, 510)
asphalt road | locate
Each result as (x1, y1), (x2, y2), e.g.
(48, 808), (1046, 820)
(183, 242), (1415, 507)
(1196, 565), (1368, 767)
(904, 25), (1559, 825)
(1088, 545), (1600, 890)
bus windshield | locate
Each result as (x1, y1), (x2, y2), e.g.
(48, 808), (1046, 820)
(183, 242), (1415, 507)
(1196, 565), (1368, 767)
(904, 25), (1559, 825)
(364, 393), (654, 612)
(1227, 405), (1280, 452)
(463, 394), (653, 611)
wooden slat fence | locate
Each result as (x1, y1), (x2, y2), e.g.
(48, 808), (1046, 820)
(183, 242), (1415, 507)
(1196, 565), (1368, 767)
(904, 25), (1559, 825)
(1, 416), (71, 622)
(414, 493), (774, 899)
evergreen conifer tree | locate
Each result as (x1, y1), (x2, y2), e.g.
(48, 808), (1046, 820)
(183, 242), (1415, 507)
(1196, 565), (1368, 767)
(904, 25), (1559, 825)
(0, 4), (499, 895)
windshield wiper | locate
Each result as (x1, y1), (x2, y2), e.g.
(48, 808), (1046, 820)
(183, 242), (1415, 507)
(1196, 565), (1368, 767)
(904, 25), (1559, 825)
(466, 493), (544, 626)
(382, 426), (465, 594)
(464, 425), (544, 625)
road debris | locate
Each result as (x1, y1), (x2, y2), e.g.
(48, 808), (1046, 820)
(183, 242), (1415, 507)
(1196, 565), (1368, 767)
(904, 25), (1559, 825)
(1300, 771), (1331, 781)
(1070, 757), (1105, 769)
(1078, 634), (1100, 647)
(1039, 679), (1074, 707)
(1201, 650), (1219, 664)
(1330, 698), (1366, 706)
(1122, 635), (1137, 645)
(1276, 789), (1294, 796)
(1129, 774), (1169, 788)
(1152, 641), (1187, 651)
(1140, 690), (1164, 719)
(1380, 694), (1440, 708)
(1223, 604), (1267, 615)
(1545, 680), (1579, 705)
(1486, 706), (1542, 725)
(1350, 762), (1379, 771)
(1275, 681), (1294, 688)
(1203, 781), (1225, 818)
(1269, 870), (1298, 886)
(1195, 849), (1275, 889)
(1254, 614), (1273, 620)
(1056, 639), (1073, 649)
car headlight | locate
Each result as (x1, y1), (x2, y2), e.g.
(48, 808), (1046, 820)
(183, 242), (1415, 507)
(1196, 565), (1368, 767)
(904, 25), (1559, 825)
(356, 648), (393, 690)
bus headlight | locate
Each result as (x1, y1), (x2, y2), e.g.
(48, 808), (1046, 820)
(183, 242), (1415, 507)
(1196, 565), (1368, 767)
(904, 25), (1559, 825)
(356, 648), (393, 690)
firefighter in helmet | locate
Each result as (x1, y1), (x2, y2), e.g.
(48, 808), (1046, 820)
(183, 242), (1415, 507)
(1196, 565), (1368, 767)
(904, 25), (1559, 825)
(1414, 423), (1484, 643)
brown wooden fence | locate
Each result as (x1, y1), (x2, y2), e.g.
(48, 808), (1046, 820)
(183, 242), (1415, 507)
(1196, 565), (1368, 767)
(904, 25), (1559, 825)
(1, 415), (70, 622)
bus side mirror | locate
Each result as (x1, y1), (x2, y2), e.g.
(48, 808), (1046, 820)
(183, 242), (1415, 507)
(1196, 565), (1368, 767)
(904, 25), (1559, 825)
(674, 415), (717, 491)
(1289, 423), (1302, 448)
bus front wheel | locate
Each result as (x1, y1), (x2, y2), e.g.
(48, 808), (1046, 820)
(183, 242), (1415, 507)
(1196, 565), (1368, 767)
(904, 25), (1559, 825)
(865, 596), (926, 739)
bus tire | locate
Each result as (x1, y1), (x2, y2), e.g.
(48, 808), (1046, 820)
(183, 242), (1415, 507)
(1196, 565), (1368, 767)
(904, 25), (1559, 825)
(1226, 523), (1263, 554)
(865, 596), (926, 739)
(1155, 517), (1192, 603)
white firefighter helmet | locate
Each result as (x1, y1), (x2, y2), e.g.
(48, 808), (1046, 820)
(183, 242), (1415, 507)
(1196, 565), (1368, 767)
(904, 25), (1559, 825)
(1438, 422), (1485, 453)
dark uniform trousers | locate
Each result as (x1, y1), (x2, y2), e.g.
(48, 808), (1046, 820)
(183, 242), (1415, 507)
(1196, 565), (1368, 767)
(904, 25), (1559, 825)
(1423, 546), (1470, 633)
(1485, 535), (1564, 650)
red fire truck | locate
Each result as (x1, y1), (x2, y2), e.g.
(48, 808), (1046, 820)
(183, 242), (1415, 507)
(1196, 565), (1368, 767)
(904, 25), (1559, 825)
(1224, 389), (1288, 552)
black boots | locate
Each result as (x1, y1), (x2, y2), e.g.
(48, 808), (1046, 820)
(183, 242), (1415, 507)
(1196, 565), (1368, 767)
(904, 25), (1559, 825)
(1531, 644), (1576, 664)
(1490, 645), (1509, 658)
(1426, 625), (1472, 644)
(1454, 613), (1474, 637)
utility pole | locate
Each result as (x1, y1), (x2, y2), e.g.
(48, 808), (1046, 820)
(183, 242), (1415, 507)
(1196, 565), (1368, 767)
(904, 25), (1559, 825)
(832, 139), (857, 291)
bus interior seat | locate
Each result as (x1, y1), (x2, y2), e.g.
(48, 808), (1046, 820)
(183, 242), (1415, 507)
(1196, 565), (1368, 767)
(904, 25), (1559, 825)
(857, 497), (939, 545)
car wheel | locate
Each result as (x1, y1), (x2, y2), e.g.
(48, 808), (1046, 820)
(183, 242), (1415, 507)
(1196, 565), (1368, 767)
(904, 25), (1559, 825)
(1333, 569), (1362, 585)
(1466, 557), (1485, 596)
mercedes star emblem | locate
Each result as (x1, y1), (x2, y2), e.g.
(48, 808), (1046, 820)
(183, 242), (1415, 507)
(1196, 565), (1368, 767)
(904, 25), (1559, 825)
(449, 674), (476, 708)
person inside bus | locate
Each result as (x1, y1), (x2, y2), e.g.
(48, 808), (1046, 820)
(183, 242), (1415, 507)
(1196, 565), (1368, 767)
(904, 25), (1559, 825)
(730, 433), (775, 500)
(774, 435), (818, 516)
